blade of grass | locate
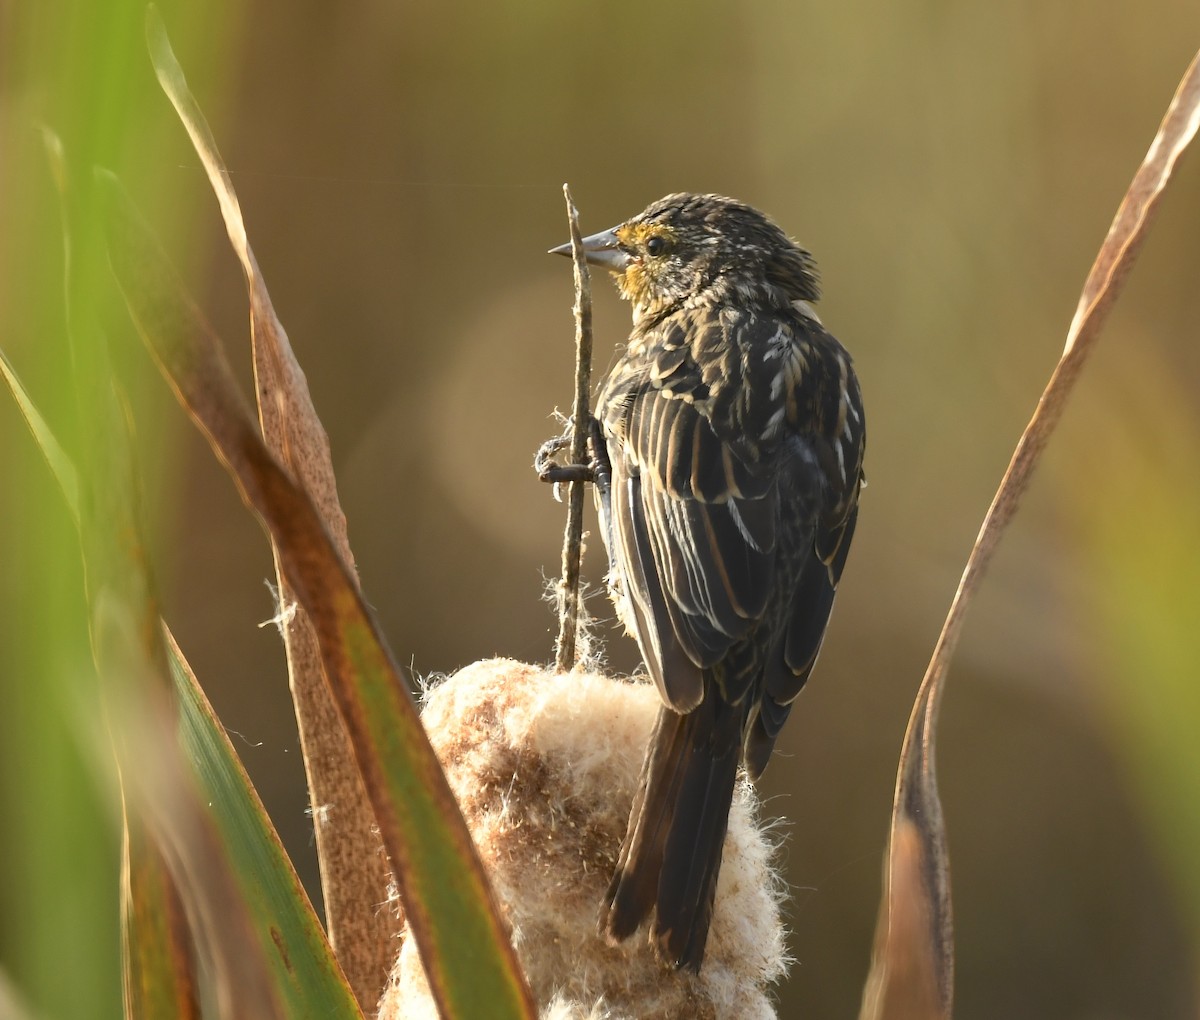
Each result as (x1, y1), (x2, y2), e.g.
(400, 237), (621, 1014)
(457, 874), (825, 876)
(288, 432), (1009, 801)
(101, 169), (536, 1019)
(96, 596), (286, 1020)
(165, 625), (366, 1018)
(143, 11), (398, 1000)
(861, 46), (1200, 1020)
(42, 127), (288, 1020)
(120, 808), (200, 1020)
(1, 334), (300, 1020)
(3, 332), (363, 1020)
(0, 348), (79, 522)
(3, 339), (200, 1019)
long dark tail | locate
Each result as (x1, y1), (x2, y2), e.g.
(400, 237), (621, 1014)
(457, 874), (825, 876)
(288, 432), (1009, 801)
(601, 692), (741, 972)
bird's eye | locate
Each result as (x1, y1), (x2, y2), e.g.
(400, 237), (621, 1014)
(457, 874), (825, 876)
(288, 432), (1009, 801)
(646, 235), (668, 257)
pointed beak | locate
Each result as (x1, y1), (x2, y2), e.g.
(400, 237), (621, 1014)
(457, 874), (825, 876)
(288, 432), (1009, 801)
(548, 227), (633, 271)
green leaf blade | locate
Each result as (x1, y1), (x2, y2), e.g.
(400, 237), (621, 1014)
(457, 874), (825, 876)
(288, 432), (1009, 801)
(165, 627), (366, 1018)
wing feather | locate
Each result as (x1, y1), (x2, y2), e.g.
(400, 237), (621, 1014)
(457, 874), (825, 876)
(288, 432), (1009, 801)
(613, 472), (705, 710)
(610, 382), (778, 702)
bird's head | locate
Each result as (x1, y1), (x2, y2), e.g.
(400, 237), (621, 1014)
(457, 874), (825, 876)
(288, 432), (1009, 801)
(550, 193), (820, 324)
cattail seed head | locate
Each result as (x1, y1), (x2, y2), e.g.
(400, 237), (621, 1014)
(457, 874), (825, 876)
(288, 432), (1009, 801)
(378, 659), (790, 1019)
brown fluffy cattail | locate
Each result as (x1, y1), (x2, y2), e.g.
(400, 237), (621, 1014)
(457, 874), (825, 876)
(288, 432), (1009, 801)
(377, 659), (790, 1019)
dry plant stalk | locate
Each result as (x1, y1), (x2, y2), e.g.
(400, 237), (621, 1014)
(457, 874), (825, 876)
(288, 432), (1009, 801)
(863, 46), (1200, 1020)
(552, 184), (595, 672)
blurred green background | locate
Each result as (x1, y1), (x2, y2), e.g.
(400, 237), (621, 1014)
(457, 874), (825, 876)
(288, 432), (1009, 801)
(3, 2), (1199, 1017)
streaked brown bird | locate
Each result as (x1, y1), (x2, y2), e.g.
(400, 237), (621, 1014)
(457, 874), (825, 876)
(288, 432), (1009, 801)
(550, 193), (865, 973)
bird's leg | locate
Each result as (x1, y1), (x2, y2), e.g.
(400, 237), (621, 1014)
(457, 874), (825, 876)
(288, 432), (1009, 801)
(535, 416), (607, 486)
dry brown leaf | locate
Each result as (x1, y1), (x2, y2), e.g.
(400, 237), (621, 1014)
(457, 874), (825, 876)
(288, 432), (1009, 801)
(860, 821), (942, 1020)
(145, 9), (397, 1005)
(862, 46), (1200, 1020)
(102, 168), (535, 1018)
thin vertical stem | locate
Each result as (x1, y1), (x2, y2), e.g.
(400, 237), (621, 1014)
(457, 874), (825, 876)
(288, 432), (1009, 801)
(554, 184), (594, 672)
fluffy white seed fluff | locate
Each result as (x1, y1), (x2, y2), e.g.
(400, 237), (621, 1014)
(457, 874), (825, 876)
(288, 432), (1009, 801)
(377, 659), (790, 1020)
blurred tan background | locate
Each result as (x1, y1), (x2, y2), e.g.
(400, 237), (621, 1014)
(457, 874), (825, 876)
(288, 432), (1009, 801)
(3, 1), (1200, 1017)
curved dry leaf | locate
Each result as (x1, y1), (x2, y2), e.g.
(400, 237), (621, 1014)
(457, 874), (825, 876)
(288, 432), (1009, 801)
(144, 7), (350, 560)
(145, 8), (396, 1001)
(860, 820), (942, 1020)
(101, 171), (536, 1019)
(862, 46), (1200, 1020)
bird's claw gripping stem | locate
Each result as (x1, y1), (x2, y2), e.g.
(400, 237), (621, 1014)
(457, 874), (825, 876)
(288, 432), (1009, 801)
(535, 417), (610, 499)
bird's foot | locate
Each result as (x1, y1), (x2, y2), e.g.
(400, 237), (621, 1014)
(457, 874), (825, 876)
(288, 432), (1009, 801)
(535, 417), (609, 491)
